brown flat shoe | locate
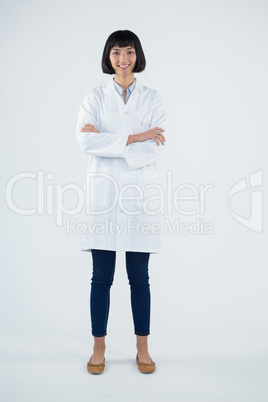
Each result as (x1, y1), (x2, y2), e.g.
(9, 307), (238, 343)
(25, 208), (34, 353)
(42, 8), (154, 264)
(136, 353), (156, 373)
(87, 355), (105, 374)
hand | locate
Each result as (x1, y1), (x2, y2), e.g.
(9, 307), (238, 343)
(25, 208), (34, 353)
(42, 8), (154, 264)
(134, 127), (166, 146)
(80, 124), (99, 133)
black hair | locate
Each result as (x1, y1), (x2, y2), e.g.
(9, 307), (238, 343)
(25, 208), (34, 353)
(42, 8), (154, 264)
(101, 30), (146, 74)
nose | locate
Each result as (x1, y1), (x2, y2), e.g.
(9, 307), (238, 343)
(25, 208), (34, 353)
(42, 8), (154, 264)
(119, 55), (129, 63)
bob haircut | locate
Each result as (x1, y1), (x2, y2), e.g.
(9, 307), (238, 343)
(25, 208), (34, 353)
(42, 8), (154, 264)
(101, 30), (146, 74)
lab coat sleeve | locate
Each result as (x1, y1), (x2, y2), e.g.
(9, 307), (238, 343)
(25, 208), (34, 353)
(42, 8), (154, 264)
(75, 92), (130, 158)
(123, 91), (167, 171)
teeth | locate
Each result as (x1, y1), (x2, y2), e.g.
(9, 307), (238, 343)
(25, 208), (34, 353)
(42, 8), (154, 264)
(119, 65), (129, 67)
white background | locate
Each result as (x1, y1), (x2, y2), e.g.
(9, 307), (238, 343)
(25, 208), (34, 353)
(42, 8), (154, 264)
(1, 0), (268, 401)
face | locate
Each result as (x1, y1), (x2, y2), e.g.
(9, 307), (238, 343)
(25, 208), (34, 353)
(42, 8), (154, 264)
(109, 45), (137, 75)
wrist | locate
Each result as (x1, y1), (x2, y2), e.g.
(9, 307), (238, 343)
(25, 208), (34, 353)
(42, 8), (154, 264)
(127, 134), (137, 145)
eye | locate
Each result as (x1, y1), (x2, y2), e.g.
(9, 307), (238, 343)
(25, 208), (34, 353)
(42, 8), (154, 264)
(111, 50), (134, 55)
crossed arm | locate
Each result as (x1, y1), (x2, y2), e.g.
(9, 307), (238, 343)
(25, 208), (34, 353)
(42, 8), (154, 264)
(75, 91), (167, 170)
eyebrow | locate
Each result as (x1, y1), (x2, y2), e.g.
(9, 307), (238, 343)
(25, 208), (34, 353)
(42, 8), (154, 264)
(111, 47), (134, 50)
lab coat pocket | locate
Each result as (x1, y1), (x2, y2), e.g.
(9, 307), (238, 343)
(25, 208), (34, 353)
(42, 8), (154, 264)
(119, 170), (160, 216)
(119, 170), (140, 215)
(138, 171), (161, 215)
(84, 171), (114, 214)
(129, 113), (152, 134)
(140, 114), (153, 132)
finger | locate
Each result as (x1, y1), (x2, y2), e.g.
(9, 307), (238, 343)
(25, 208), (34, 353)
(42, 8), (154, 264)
(81, 125), (94, 130)
(81, 128), (93, 132)
(160, 133), (166, 142)
(156, 127), (165, 132)
(157, 134), (166, 145)
(156, 133), (166, 143)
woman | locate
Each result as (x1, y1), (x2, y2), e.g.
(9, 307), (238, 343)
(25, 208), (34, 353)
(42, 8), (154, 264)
(75, 30), (167, 374)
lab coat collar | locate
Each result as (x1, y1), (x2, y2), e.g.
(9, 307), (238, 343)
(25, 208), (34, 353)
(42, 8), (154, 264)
(113, 77), (136, 96)
(107, 76), (143, 107)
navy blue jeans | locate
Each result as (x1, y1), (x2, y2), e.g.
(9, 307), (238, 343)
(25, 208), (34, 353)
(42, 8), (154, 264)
(90, 249), (151, 337)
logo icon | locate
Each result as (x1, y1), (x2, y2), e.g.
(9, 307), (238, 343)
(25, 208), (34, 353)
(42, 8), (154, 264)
(227, 170), (263, 232)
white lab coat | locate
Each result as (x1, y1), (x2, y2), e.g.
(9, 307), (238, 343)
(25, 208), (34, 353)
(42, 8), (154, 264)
(75, 76), (167, 253)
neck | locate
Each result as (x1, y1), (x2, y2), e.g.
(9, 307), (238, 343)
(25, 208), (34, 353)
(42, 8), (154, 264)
(113, 74), (135, 91)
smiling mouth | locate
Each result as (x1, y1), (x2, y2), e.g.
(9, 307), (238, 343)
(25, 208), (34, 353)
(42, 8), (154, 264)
(118, 64), (130, 68)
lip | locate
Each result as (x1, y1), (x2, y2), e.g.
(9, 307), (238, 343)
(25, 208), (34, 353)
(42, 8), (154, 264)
(118, 64), (130, 69)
